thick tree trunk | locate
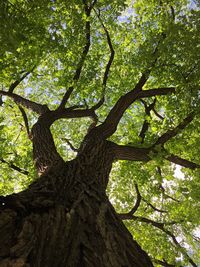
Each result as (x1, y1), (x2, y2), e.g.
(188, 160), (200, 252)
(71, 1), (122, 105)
(0, 122), (153, 267)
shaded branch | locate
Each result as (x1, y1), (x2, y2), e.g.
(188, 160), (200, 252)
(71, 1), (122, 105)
(88, 34), (168, 139)
(119, 213), (197, 266)
(0, 158), (29, 175)
(112, 142), (150, 162)
(59, 0), (95, 109)
(166, 153), (199, 169)
(157, 168), (180, 202)
(152, 107), (164, 120)
(154, 112), (195, 146)
(139, 99), (156, 143)
(163, 229), (197, 267)
(128, 183), (142, 215)
(137, 87), (175, 99)
(91, 85), (174, 140)
(142, 198), (167, 213)
(18, 106), (30, 137)
(94, 8), (115, 88)
(112, 142), (199, 170)
(9, 66), (35, 93)
(0, 91), (49, 114)
(116, 183), (142, 219)
(62, 138), (79, 152)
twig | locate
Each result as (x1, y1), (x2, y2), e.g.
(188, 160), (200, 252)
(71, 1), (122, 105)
(62, 138), (79, 152)
(0, 158), (29, 175)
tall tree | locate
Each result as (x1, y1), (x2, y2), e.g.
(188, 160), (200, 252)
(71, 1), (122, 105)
(0, 0), (200, 266)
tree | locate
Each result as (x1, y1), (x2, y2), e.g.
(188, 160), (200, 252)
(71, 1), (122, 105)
(0, 0), (200, 266)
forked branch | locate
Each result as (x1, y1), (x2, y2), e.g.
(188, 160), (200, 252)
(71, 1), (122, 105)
(91, 63), (172, 139)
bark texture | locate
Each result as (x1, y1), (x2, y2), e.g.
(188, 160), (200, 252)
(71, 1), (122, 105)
(0, 120), (153, 267)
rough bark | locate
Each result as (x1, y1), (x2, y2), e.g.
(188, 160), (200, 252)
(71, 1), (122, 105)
(0, 121), (153, 267)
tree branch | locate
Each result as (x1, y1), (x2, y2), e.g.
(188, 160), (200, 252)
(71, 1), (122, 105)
(90, 85), (174, 139)
(62, 138), (79, 152)
(18, 106), (30, 137)
(153, 112), (195, 146)
(139, 99), (156, 143)
(58, 0), (94, 109)
(112, 142), (199, 170)
(9, 66), (35, 93)
(142, 198), (167, 213)
(0, 158), (29, 175)
(94, 8), (115, 89)
(152, 107), (164, 120)
(0, 91), (49, 114)
(166, 153), (199, 169)
(118, 214), (197, 266)
(136, 87), (175, 99)
(163, 229), (197, 267)
(157, 168), (180, 202)
(112, 142), (150, 161)
(53, 107), (97, 122)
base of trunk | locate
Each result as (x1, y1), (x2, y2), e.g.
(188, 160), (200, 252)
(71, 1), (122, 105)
(0, 190), (153, 267)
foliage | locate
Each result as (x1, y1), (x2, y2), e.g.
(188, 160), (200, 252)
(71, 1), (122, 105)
(0, 0), (200, 266)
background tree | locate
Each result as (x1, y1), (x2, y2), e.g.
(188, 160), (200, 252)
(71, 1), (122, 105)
(0, 0), (200, 266)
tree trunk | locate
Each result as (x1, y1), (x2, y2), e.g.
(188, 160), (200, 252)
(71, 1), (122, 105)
(0, 126), (153, 266)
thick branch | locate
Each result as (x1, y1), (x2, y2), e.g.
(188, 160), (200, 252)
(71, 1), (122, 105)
(51, 107), (97, 123)
(0, 158), (29, 175)
(0, 91), (49, 114)
(90, 86), (174, 139)
(112, 143), (199, 170)
(91, 75), (147, 139)
(154, 112), (195, 146)
(137, 87), (175, 99)
(112, 143), (150, 162)
(88, 32), (167, 139)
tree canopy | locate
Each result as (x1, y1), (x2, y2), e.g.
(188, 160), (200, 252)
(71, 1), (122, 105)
(0, 0), (200, 266)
